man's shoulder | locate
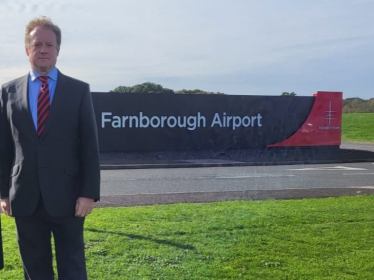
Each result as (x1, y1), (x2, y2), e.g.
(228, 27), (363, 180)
(58, 72), (89, 88)
(2, 74), (29, 89)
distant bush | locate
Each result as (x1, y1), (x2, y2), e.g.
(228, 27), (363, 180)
(343, 98), (374, 113)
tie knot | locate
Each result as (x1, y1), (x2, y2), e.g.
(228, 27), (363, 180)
(38, 76), (49, 84)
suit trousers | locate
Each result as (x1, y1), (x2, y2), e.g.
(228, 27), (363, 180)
(14, 199), (87, 280)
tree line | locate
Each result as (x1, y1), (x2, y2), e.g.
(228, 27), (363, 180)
(281, 92), (374, 113)
(110, 82), (224, 95)
(111, 83), (372, 113)
(342, 98), (374, 113)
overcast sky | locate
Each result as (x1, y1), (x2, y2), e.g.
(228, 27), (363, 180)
(0, 0), (373, 98)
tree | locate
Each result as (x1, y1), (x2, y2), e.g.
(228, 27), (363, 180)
(110, 83), (225, 95)
(110, 82), (174, 94)
(281, 92), (296, 96)
(343, 97), (373, 113)
(175, 89), (224, 95)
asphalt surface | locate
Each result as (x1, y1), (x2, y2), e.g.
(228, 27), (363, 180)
(97, 142), (374, 207)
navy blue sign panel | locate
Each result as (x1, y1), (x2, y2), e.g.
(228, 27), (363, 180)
(92, 92), (315, 152)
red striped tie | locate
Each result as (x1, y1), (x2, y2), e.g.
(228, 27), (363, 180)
(37, 76), (50, 136)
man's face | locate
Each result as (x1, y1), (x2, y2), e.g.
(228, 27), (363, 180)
(25, 26), (59, 75)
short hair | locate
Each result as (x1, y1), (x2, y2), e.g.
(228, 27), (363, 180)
(25, 16), (61, 48)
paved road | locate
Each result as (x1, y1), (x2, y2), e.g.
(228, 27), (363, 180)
(101, 162), (374, 195)
(98, 161), (374, 207)
(341, 142), (374, 152)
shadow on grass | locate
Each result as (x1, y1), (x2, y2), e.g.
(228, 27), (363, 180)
(86, 228), (195, 250)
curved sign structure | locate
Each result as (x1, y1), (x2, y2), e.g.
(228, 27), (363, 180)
(267, 91), (342, 147)
(92, 91), (342, 152)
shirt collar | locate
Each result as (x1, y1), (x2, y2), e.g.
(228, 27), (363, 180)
(30, 67), (58, 82)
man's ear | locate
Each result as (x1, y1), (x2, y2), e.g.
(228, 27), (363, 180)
(25, 46), (30, 57)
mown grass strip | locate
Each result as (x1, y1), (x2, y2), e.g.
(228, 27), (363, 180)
(2, 195), (374, 279)
(342, 113), (374, 142)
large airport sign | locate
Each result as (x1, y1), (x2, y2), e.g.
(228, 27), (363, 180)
(92, 91), (342, 152)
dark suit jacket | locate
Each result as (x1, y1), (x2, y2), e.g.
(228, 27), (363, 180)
(0, 71), (100, 217)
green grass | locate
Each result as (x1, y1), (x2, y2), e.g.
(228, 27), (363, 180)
(342, 113), (374, 142)
(2, 195), (374, 279)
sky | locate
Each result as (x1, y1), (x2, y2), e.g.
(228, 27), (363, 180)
(0, 0), (373, 98)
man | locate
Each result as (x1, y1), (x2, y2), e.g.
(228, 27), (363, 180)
(0, 17), (100, 279)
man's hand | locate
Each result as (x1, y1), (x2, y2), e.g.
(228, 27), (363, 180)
(75, 197), (95, 218)
(1, 198), (10, 216)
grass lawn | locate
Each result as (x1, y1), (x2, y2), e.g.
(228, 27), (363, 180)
(2, 195), (374, 279)
(342, 113), (374, 143)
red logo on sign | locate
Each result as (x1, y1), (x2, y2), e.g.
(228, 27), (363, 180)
(267, 91), (342, 147)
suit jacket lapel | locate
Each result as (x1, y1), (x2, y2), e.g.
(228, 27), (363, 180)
(16, 74), (39, 140)
(39, 71), (69, 141)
